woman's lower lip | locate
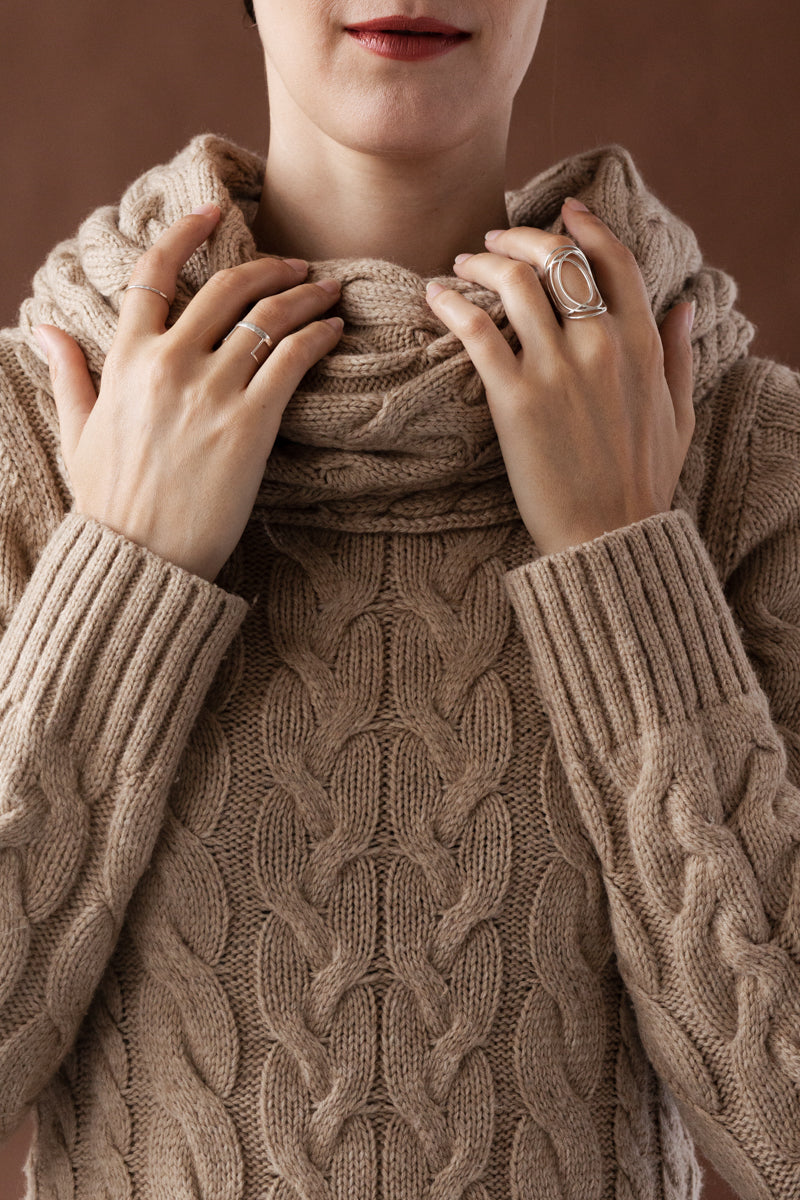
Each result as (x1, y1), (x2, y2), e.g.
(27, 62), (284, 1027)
(345, 29), (469, 60)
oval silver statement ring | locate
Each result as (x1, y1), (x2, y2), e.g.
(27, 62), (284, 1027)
(125, 283), (170, 303)
(542, 244), (607, 320)
(222, 321), (275, 367)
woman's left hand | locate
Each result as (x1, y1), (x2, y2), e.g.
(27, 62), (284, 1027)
(425, 198), (696, 557)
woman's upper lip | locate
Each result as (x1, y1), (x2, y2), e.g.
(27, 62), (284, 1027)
(344, 16), (470, 35)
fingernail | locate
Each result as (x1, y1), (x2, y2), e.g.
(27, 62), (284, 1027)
(454, 253), (473, 265)
(283, 257), (308, 272)
(484, 230), (503, 241)
(325, 317), (344, 331)
(191, 202), (219, 216)
(426, 281), (446, 299)
(317, 277), (340, 294)
(564, 196), (589, 212)
(687, 299), (696, 332)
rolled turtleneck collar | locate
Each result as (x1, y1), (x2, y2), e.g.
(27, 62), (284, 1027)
(18, 133), (754, 532)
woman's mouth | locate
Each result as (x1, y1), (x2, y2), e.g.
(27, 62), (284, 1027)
(344, 16), (472, 61)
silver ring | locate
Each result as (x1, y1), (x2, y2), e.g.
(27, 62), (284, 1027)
(542, 244), (607, 320)
(125, 283), (170, 303)
(222, 321), (275, 365)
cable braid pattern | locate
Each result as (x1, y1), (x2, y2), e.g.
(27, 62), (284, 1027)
(29, 1060), (78, 1199)
(509, 735), (612, 1200)
(0, 536), (244, 1129)
(0, 710), (89, 1120)
(129, 630), (246, 1200)
(383, 527), (513, 1200)
(613, 983), (664, 1199)
(255, 526), (383, 1200)
(569, 700), (800, 1166)
(78, 965), (133, 1198)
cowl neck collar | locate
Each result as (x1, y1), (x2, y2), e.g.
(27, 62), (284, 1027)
(20, 134), (754, 532)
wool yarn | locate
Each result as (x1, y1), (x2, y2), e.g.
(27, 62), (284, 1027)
(1, 135), (799, 1200)
(17, 133), (753, 530)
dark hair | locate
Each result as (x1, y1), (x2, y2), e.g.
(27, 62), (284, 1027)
(244, 0), (255, 22)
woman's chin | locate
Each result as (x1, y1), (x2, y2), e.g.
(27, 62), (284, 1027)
(328, 112), (474, 161)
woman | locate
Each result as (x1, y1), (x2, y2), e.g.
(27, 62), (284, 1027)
(1, 1), (798, 1198)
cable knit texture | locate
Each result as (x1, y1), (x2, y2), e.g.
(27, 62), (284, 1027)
(1, 134), (799, 1200)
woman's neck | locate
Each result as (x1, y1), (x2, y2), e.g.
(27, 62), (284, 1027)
(251, 120), (511, 279)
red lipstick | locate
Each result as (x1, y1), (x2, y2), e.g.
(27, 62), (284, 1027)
(345, 15), (471, 61)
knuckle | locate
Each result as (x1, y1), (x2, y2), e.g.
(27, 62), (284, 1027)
(547, 237), (578, 259)
(636, 326), (665, 369)
(264, 259), (306, 288)
(207, 266), (242, 296)
(313, 280), (341, 301)
(146, 342), (184, 389)
(272, 328), (314, 370)
(100, 346), (124, 384)
(132, 245), (168, 282)
(246, 300), (277, 330)
(612, 241), (638, 271)
(499, 259), (533, 287)
(574, 324), (612, 362)
(142, 357), (172, 396)
(459, 307), (495, 341)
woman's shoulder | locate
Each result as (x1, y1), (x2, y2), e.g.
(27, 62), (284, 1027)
(6, 134), (264, 367)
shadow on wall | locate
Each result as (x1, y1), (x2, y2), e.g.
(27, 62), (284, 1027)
(0, 1111), (744, 1200)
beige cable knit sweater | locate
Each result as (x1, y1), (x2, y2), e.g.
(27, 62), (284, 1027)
(1, 134), (799, 1200)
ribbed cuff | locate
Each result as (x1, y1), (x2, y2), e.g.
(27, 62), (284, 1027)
(0, 513), (250, 778)
(503, 509), (758, 760)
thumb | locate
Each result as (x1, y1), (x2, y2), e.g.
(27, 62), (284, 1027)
(659, 300), (696, 439)
(34, 325), (98, 465)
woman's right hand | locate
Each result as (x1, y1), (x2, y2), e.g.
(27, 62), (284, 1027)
(34, 204), (343, 583)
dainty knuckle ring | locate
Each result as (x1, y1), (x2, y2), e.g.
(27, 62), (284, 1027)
(222, 320), (275, 366)
(542, 243), (607, 320)
(125, 283), (170, 303)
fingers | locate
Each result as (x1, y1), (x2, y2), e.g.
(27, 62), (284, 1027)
(559, 199), (651, 321)
(34, 325), (97, 466)
(245, 314), (344, 414)
(459, 204), (650, 329)
(161, 256), (307, 348)
(452, 246), (561, 347)
(444, 203), (657, 364)
(179, 265), (340, 359)
(119, 203), (222, 337)
(659, 301), (696, 440)
(425, 281), (518, 382)
(118, 207), (341, 392)
(448, 230), (599, 353)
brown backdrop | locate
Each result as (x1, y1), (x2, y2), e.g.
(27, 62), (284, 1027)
(1, 1), (798, 1196)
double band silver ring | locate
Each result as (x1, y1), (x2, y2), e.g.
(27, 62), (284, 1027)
(223, 321), (275, 366)
(542, 244), (607, 320)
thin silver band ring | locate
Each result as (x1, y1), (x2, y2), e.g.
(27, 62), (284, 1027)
(125, 283), (170, 303)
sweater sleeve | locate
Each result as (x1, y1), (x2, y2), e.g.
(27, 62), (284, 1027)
(502, 358), (800, 1200)
(0, 367), (250, 1135)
